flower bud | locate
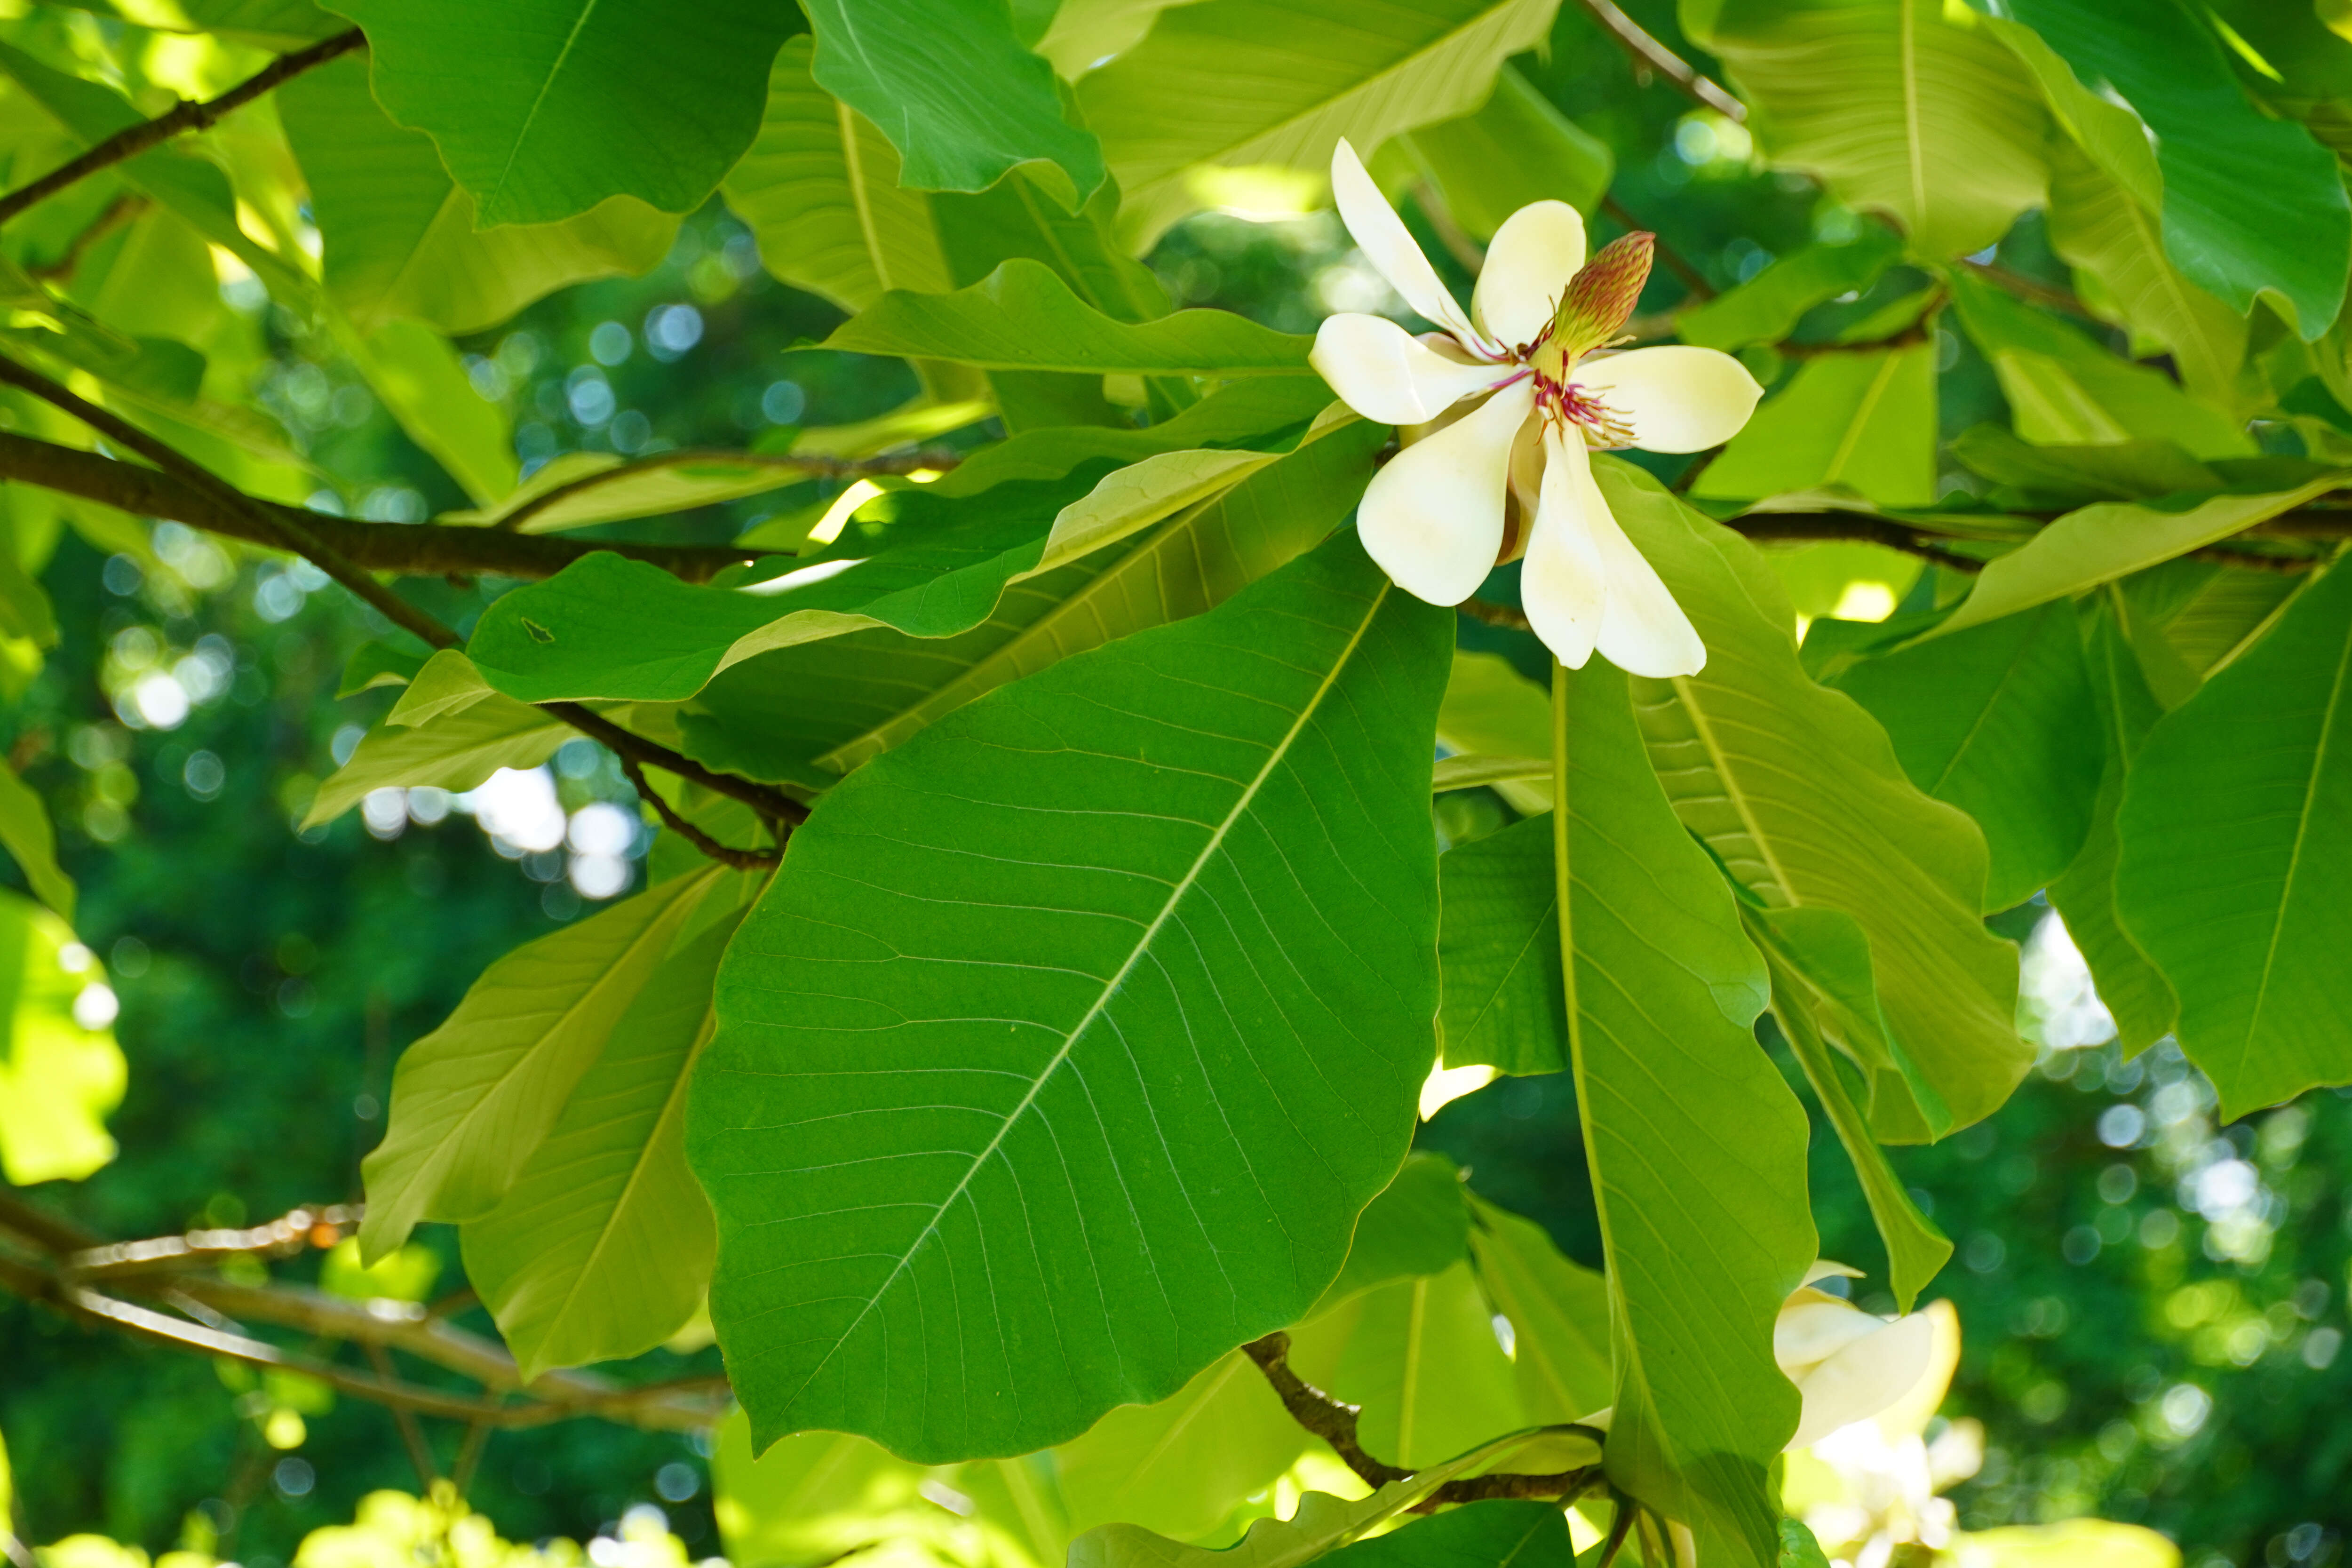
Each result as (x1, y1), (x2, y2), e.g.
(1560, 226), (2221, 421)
(1551, 232), (1655, 357)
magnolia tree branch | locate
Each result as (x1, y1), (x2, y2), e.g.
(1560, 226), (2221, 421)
(1238, 1331), (1602, 1505)
(0, 1190), (729, 1433)
(0, 29), (366, 227)
(1573, 0), (1747, 121)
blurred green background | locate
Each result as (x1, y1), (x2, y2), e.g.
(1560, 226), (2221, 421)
(2, 4), (2344, 1568)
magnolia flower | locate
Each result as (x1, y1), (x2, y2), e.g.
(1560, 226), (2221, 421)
(1776, 1262), (1940, 1451)
(1309, 140), (1764, 677)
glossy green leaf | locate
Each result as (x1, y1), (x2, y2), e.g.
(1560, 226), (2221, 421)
(722, 37), (953, 314)
(1693, 346), (1937, 506)
(342, 317), (516, 507)
(1608, 462), (2029, 1137)
(1547, 657), (1808, 1568)
(0, 759), (72, 921)
(2047, 600), (2177, 1055)
(2114, 559), (2352, 1116)
(1699, 0), (2048, 259)
(691, 530), (1452, 1461)
(1752, 913), (1951, 1310)
(1948, 427), (2219, 508)
(1064, 1430), (1556, 1568)
(359, 868), (721, 1258)
(1076, 0), (1561, 246)
(1438, 815), (1565, 1076)
(2004, 0), (2350, 337)
(823, 260), (1314, 374)
(803, 0), (1104, 202)
(1294, 1260), (1525, 1469)
(462, 910), (738, 1380)
(302, 693), (567, 828)
(1945, 269), (2252, 461)
(1401, 66), (1613, 236)
(443, 450), (825, 533)
(1320, 1152), (1474, 1305)
(1831, 601), (2103, 909)
(1319, 1501), (1574, 1568)
(1931, 476), (2343, 641)
(1466, 1196), (1612, 1425)
(1432, 755), (1549, 794)
(1677, 231), (1905, 352)
(329, 0), (795, 225)
(0, 891), (122, 1185)
(1054, 1352), (1307, 1542)
(281, 56), (676, 335)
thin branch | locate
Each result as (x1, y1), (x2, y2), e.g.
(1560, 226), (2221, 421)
(1727, 511), (1987, 573)
(495, 446), (963, 533)
(66, 1202), (355, 1281)
(0, 352), (461, 650)
(615, 752), (783, 869)
(552, 702), (807, 830)
(1963, 258), (2095, 320)
(1238, 1332), (1600, 1504)
(0, 432), (771, 581)
(1573, 0), (1747, 121)
(25, 192), (149, 281)
(0, 30), (366, 227)
(366, 1341), (442, 1486)
(452, 1423), (492, 1498)
(1604, 195), (1712, 301)
(1460, 597), (1532, 633)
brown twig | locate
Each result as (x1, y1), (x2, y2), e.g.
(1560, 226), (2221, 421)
(1573, 0), (1746, 121)
(1604, 195), (1712, 301)
(452, 1422), (493, 1498)
(0, 30), (366, 227)
(1460, 597), (1532, 633)
(614, 752), (785, 870)
(1238, 1332), (1600, 1504)
(555, 703), (806, 834)
(1963, 259), (2095, 320)
(366, 1341), (442, 1486)
(24, 191), (150, 281)
(1728, 511), (1987, 573)
(495, 446), (963, 533)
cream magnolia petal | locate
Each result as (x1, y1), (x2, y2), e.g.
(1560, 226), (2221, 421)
(1358, 379), (1533, 607)
(1472, 199), (1587, 352)
(1310, 313), (1506, 426)
(1330, 138), (1487, 352)
(1787, 1312), (1939, 1450)
(1804, 1260), (1866, 1286)
(1774, 1298), (1887, 1375)
(1572, 345), (1765, 453)
(1585, 476), (1707, 677)
(1519, 427), (1605, 669)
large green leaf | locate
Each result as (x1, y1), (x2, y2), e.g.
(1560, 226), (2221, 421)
(723, 36), (953, 313)
(327, 0), (796, 225)
(0, 891), (123, 1186)
(1064, 1431), (1557, 1568)
(1699, 0), (2048, 259)
(280, 56), (675, 335)
(2114, 558), (2352, 1116)
(1693, 346), (1937, 506)
(810, 425), (1382, 775)
(1749, 912), (1950, 1310)
(0, 759), (72, 921)
(803, 0), (1104, 202)
(1053, 1351), (1307, 1541)
(1547, 659), (1810, 1568)
(341, 317), (516, 507)
(1400, 65), (1613, 237)
(1318, 1502), (1574, 1568)
(2004, 0), (2349, 337)
(1437, 817), (1565, 1076)
(1930, 474), (2344, 640)
(1604, 462), (2028, 1136)
(1830, 601), (2103, 909)
(1293, 1260), (1526, 1469)
(461, 909), (739, 1380)
(302, 692), (567, 828)
(1676, 230), (1905, 352)
(1465, 1196), (1612, 1426)
(824, 260), (1314, 374)
(1075, 0), (1561, 246)
(359, 868), (722, 1258)
(690, 531), (1452, 1461)
(2047, 600), (2176, 1055)
(1943, 270), (2251, 461)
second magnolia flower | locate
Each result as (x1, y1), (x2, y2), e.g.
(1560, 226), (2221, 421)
(1308, 139), (1764, 678)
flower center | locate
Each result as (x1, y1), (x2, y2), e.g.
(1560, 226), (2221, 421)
(1533, 369), (1634, 449)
